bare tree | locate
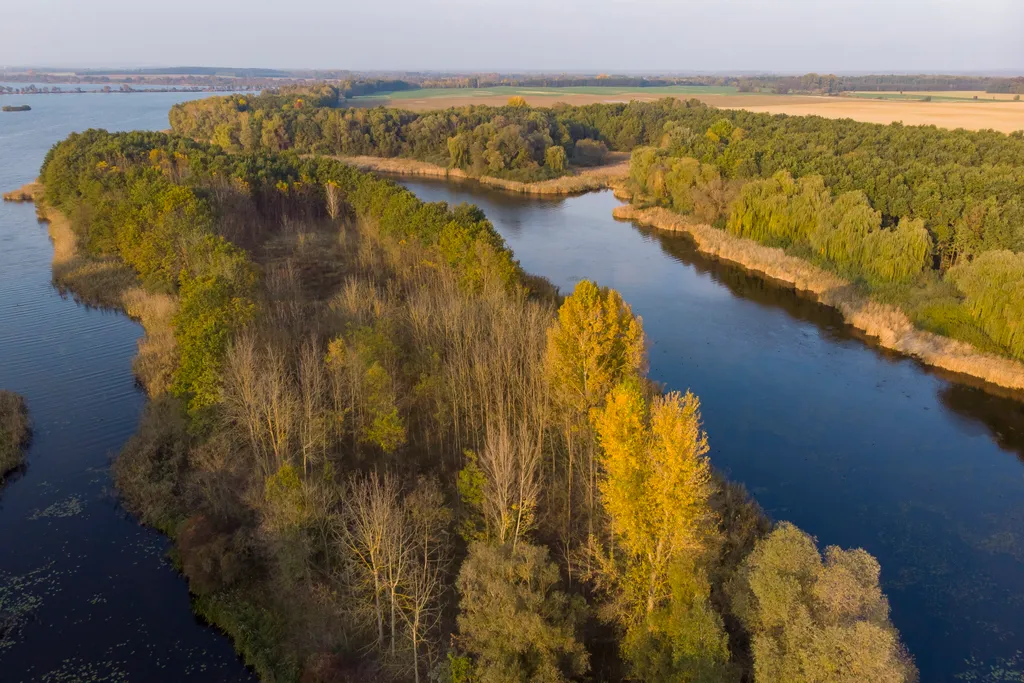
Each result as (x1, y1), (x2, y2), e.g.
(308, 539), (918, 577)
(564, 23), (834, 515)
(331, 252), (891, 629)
(399, 479), (451, 683)
(479, 417), (542, 550)
(297, 336), (329, 475)
(325, 180), (343, 221)
(338, 471), (402, 650)
(223, 333), (298, 478)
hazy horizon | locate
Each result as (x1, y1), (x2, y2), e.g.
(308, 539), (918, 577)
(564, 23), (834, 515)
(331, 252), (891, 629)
(3, 0), (1023, 74)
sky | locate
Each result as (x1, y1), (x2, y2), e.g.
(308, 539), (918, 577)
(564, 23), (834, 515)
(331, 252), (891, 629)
(1, 0), (1023, 74)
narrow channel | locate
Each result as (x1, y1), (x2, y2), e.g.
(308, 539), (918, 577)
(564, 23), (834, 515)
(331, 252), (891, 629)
(0, 92), (253, 681)
(399, 176), (1024, 682)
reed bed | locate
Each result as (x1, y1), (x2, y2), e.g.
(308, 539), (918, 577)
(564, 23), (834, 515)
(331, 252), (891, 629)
(614, 205), (1024, 391)
(340, 155), (629, 195)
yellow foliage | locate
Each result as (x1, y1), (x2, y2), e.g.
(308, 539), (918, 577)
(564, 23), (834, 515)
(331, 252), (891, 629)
(544, 280), (646, 420)
(594, 378), (715, 618)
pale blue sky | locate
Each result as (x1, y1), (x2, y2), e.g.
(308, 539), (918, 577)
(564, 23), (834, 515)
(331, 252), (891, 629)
(2, 0), (1022, 73)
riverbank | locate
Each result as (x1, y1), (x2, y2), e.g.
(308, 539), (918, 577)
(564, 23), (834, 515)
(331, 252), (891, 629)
(39, 199), (178, 396)
(614, 204), (1024, 392)
(2, 181), (41, 202)
(339, 154), (629, 195)
(0, 391), (30, 483)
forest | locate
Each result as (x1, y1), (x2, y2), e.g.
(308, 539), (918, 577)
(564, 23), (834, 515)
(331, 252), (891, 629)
(169, 92), (608, 182)
(170, 91), (1024, 362)
(735, 73), (1024, 94)
(39, 128), (917, 683)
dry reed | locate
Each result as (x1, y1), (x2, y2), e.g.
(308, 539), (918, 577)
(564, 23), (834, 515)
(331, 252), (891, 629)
(614, 205), (1024, 392)
(338, 155), (629, 196)
(39, 199), (178, 395)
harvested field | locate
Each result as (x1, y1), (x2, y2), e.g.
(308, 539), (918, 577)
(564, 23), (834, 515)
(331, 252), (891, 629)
(354, 87), (1024, 133)
(727, 97), (1024, 133)
(852, 90), (1022, 102)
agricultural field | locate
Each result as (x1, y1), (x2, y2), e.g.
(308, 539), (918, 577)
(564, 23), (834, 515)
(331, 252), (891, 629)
(348, 84), (748, 109)
(850, 90), (1022, 102)
(349, 86), (1024, 133)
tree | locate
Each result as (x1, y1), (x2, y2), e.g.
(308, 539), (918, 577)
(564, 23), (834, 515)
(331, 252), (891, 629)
(544, 280), (645, 560)
(730, 523), (917, 683)
(544, 145), (567, 173)
(457, 541), (589, 683)
(621, 557), (733, 683)
(590, 379), (727, 680)
(324, 180), (343, 220)
(592, 379), (716, 618)
(399, 479), (452, 683)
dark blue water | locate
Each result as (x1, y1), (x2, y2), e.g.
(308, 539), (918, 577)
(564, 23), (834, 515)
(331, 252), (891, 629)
(400, 178), (1024, 683)
(0, 93), (253, 681)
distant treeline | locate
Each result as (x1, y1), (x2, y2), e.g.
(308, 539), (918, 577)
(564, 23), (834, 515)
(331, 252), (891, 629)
(40, 127), (916, 683)
(76, 66), (293, 78)
(170, 92), (611, 182)
(737, 73), (1024, 95)
(414, 74), (728, 89)
(171, 90), (1024, 360)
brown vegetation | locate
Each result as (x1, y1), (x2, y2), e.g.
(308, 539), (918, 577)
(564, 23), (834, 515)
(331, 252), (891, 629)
(40, 202), (178, 396)
(614, 204), (1024, 391)
(2, 181), (41, 202)
(338, 154), (630, 196)
(0, 391), (30, 483)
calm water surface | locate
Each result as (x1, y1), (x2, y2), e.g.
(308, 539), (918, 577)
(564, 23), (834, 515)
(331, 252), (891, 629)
(401, 178), (1024, 682)
(0, 93), (253, 681)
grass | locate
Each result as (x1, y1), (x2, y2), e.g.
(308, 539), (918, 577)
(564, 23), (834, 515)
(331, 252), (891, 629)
(0, 391), (30, 484)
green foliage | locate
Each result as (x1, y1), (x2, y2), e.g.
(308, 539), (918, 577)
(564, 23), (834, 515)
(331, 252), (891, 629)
(949, 250), (1024, 360)
(622, 558), (734, 683)
(171, 95), (589, 181)
(457, 541), (589, 683)
(193, 588), (301, 683)
(544, 145), (567, 173)
(456, 450), (487, 542)
(730, 523), (917, 683)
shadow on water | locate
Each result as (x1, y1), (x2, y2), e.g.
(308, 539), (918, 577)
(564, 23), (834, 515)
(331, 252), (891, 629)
(640, 222), (1024, 465)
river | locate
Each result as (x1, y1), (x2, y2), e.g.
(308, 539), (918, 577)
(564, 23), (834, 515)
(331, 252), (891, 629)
(2, 91), (1022, 682)
(0, 93), (254, 681)
(399, 177), (1024, 683)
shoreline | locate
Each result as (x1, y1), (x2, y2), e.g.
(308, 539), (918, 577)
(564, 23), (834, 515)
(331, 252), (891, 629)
(35, 195), (178, 397)
(613, 204), (1024, 393)
(16, 179), (1024, 394)
(338, 154), (629, 195)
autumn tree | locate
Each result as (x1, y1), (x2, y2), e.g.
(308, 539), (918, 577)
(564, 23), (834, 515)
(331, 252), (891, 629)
(456, 541), (589, 683)
(593, 378), (716, 617)
(544, 280), (645, 560)
(544, 145), (567, 173)
(730, 523), (917, 683)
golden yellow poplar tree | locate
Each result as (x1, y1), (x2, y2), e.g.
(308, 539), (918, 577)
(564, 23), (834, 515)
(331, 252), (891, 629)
(544, 280), (646, 553)
(545, 279), (645, 419)
(594, 377), (715, 618)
